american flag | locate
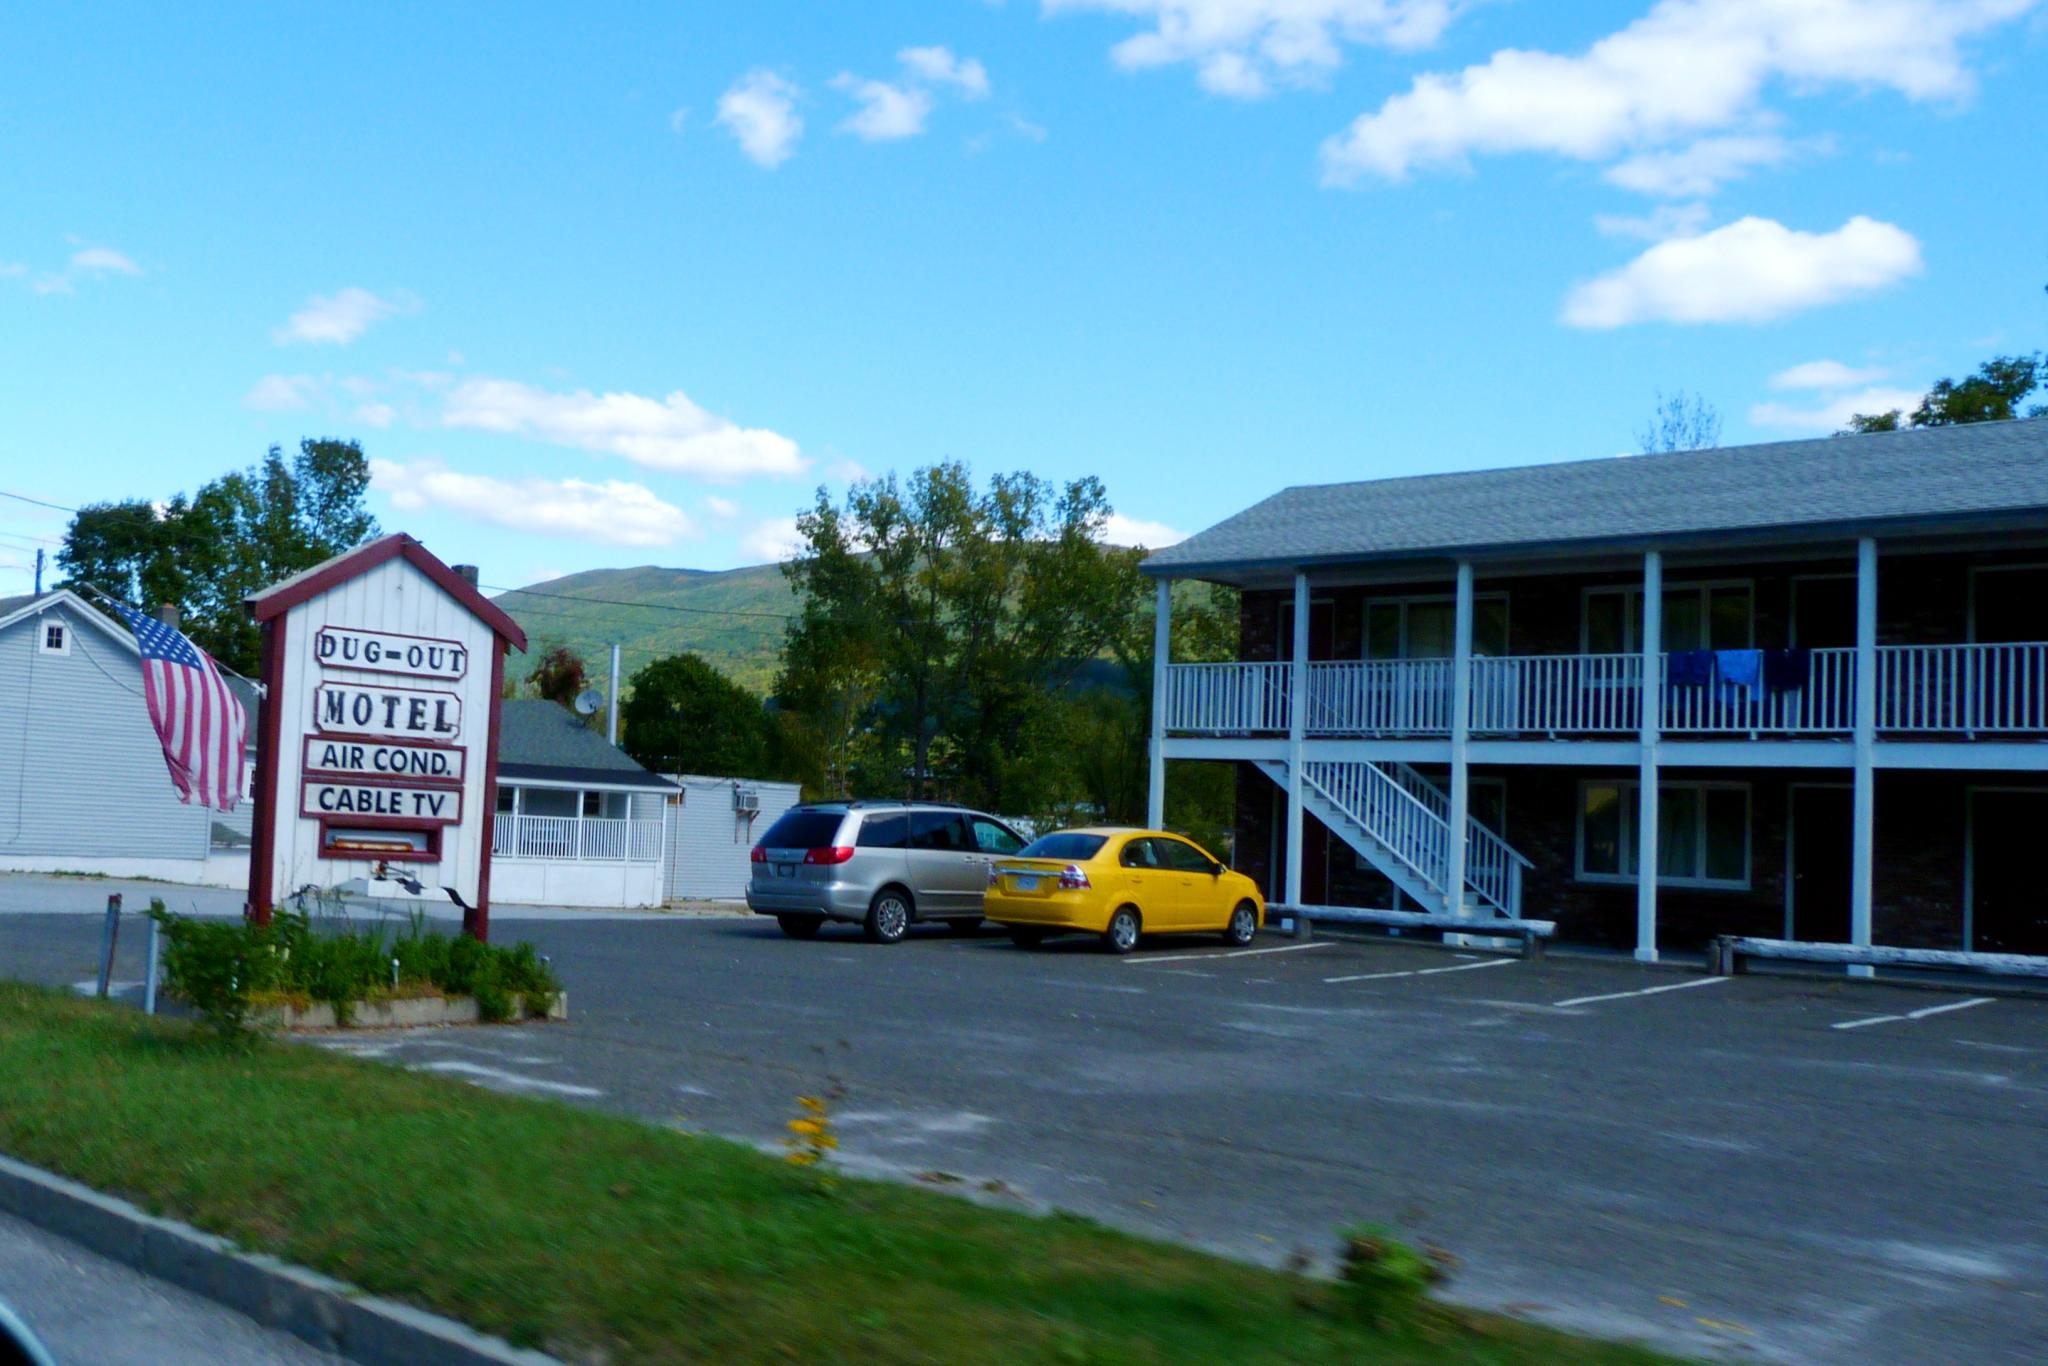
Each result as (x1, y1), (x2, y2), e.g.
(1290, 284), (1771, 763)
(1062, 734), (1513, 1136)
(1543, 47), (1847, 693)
(109, 602), (249, 811)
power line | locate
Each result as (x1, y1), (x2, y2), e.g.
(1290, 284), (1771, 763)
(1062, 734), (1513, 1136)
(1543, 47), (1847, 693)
(483, 582), (797, 621)
(0, 490), (78, 514)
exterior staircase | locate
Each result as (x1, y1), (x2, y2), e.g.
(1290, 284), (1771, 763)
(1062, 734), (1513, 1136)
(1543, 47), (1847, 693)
(1253, 759), (1531, 920)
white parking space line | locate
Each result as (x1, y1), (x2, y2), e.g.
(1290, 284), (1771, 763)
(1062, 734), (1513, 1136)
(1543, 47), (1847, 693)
(1324, 958), (1516, 985)
(1552, 976), (1730, 1009)
(1128, 941), (1336, 967)
(1832, 996), (1995, 1032)
(411, 1060), (604, 1097)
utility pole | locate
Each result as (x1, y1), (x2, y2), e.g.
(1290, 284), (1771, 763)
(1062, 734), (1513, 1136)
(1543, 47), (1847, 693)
(608, 641), (622, 745)
(33, 548), (44, 594)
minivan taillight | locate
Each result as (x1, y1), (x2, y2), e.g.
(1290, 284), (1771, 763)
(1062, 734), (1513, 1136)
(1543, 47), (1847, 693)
(750, 847), (768, 863)
(1058, 864), (1091, 890)
(804, 846), (857, 865)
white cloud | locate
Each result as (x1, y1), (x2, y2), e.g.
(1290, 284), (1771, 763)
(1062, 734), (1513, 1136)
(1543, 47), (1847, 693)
(1561, 215), (1922, 328)
(69, 246), (142, 276)
(1047, 0), (1458, 99)
(832, 74), (934, 141)
(371, 458), (696, 547)
(355, 402), (398, 428)
(243, 374), (325, 411)
(717, 69), (803, 167)
(440, 376), (806, 481)
(899, 46), (991, 98)
(704, 495), (741, 519)
(1320, 0), (2037, 187)
(1768, 358), (1891, 390)
(1749, 385), (1925, 431)
(272, 287), (416, 346)
(740, 516), (806, 563)
(1603, 132), (1796, 197)
(1101, 512), (1189, 548)
(826, 457), (872, 484)
(1594, 201), (1712, 242)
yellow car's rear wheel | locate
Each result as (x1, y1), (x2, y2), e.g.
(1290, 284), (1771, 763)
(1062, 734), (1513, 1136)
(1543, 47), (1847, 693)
(1101, 906), (1141, 955)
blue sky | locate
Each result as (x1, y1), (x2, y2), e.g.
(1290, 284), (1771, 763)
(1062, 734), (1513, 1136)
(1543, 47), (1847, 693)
(4, 1), (2045, 591)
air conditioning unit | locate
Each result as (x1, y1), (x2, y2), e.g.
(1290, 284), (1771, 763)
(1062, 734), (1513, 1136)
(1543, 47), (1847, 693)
(733, 787), (761, 813)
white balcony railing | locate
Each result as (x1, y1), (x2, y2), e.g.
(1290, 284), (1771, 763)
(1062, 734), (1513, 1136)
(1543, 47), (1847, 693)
(492, 815), (665, 862)
(1162, 642), (2048, 739)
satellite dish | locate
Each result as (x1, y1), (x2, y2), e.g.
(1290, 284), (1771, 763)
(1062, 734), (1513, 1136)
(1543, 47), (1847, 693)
(573, 688), (604, 716)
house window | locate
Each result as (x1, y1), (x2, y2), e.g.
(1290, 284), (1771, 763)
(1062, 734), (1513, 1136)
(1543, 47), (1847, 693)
(1583, 583), (1753, 653)
(1577, 780), (1750, 888)
(39, 620), (70, 655)
(1364, 594), (1508, 659)
(1970, 564), (2048, 644)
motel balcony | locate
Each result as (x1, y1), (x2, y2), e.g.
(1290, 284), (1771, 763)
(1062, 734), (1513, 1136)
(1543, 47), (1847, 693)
(1161, 643), (2048, 740)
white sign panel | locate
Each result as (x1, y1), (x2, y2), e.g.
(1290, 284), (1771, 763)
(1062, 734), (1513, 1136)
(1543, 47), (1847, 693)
(314, 682), (462, 741)
(301, 779), (464, 824)
(303, 736), (467, 783)
(316, 626), (469, 680)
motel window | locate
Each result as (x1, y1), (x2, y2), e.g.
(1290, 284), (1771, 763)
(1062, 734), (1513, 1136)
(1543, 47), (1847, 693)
(520, 788), (577, 818)
(1577, 781), (1750, 889)
(39, 620), (69, 655)
(496, 787), (516, 814)
(1364, 594), (1508, 660)
(1583, 583), (1753, 653)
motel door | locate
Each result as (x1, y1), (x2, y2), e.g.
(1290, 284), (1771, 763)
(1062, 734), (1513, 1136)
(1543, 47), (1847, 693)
(1971, 791), (2048, 956)
(1790, 786), (1852, 943)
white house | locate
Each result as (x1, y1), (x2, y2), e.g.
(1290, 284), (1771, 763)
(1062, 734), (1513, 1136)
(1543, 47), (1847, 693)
(491, 699), (679, 908)
(663, 773), (802, 901)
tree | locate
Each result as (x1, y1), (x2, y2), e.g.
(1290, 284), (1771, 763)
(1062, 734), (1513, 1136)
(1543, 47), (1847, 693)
(776, 463), (1144, 814)
(1635, 390), (1722, 454)
(1842, 353), (2045, 433)
(525, 646), (590, 708)
(621, 653), (776, 779)
(56, 438), (380, 674)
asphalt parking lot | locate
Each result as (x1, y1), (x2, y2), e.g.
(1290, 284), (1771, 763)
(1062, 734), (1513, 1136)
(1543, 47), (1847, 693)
(5, 898), (2046, 1365)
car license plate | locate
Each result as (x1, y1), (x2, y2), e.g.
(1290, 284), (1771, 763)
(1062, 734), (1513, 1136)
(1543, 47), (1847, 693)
(775, 863), (796, 878)
(1013, 875), (1038, 891)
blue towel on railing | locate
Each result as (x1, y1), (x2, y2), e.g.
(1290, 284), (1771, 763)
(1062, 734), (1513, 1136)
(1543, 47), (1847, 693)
(1716, 649), (1763, 702)
(1666, 650), (1714, 688)
(1762, 647), (1810, 693)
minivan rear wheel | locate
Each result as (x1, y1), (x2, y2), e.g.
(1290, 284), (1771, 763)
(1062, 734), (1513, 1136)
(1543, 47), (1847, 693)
(776, 915), (824, 940)
(865, 888), (912, 944)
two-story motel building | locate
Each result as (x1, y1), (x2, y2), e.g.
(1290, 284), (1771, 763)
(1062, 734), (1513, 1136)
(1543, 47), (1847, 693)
(1141, 420), (2048, 963)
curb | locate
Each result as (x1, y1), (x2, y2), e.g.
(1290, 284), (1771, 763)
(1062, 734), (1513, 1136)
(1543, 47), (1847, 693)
(0, 1153), (557, 1366)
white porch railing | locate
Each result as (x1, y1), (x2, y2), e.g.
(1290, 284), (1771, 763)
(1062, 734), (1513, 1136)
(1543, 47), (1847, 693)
(1161, 661), (1290, 732)
(1877, 642), (2048, 732)
(493, 815), (665, 862)
(1164, 642), (2048, 738)
(1383, 763), (1529, 918)
(1305, 659), (1454, 735)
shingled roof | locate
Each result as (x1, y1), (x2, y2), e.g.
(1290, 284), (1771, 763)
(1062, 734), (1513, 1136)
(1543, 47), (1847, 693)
(1143, 420), (2048, 579)
(495, 699), (678, 791)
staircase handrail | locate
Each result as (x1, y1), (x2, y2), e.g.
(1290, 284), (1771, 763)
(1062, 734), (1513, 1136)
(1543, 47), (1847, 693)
(1300, 760), (1450, 893)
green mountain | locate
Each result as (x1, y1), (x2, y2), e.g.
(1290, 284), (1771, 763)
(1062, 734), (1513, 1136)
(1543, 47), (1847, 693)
(493, 562), (797, 697)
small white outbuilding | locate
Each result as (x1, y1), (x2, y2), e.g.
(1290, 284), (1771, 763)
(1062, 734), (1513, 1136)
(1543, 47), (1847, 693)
(662, 773), (803, 901)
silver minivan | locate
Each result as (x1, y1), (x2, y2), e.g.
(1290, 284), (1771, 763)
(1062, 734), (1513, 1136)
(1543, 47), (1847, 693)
(746, 801), (1028, 943)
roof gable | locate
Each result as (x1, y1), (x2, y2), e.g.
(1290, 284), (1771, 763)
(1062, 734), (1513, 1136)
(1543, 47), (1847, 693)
(246, 534), (528, 650)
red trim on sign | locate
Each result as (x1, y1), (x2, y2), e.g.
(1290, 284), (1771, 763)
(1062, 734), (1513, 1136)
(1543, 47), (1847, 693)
(246, 534), (528, 651)
(246, 615), (288, 925)
(471, 641), (505, 942)
(317, 819), (445, 864)
(299, 775), (465, 825)
(300, 735), (467, 785)
(313, 624), (472, 680)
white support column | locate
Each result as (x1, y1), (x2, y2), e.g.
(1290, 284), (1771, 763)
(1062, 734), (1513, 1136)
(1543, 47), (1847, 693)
(1147, 579), (1171, 830)
(1850, 536), (1878, 978)
(1445, 561), (1474, 927)
(1636, 550), (1663, 963)
(1284, 572), (1309, 909)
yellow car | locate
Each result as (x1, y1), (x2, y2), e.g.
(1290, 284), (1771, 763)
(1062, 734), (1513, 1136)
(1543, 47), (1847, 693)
(985, 827), (1265, 954)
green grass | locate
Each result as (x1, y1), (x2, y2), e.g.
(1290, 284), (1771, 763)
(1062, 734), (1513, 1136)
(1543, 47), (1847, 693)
(0, 984), (1680, 1365)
